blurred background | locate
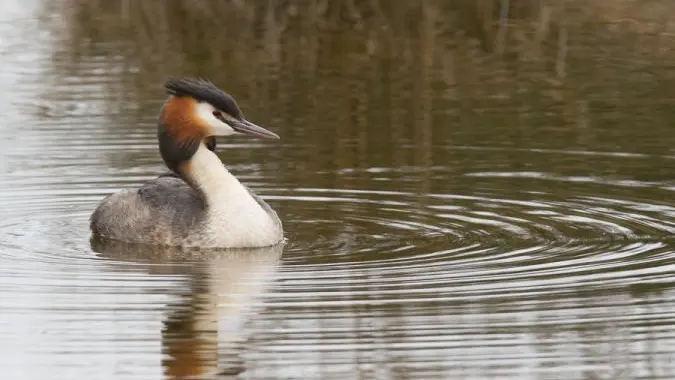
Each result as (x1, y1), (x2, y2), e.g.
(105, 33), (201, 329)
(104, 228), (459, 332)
(0, 1), (674, 379)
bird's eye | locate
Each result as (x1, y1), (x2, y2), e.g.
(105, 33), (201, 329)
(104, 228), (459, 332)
(212, 110), (222, 118)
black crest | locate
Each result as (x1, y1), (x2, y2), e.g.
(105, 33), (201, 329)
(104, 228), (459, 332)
(164, 77), (243, 119)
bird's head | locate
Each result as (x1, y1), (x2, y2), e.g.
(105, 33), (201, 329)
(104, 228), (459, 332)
(158, 77), (279, 172)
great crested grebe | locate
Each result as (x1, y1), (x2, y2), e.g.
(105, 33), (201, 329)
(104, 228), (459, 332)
(90, 77), (283, 248)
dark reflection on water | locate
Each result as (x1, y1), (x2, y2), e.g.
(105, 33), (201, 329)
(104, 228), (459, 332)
(91, 238), (282, 379)
(0, 0), (674, 379)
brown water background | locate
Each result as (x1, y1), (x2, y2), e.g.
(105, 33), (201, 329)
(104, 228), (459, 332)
(0, 1), (674, 379)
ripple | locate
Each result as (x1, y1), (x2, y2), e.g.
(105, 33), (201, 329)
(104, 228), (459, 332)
(1, 142), (675, 379)
(2, 1), (675, 376)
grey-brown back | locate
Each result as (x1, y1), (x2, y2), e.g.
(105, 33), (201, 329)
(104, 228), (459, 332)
(90, 174), (207, 245)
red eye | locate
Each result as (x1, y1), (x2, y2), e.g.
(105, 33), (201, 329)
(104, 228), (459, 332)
(212, 110), (222, 117)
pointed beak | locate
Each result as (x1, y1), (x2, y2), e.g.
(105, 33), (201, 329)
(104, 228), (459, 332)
(229, 119), (280, 139)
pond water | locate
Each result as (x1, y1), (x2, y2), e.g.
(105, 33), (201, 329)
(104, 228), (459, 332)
(1, 1), (675, 379)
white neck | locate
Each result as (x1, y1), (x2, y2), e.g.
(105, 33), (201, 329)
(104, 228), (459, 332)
(184, 143), (282, 247)
(186, 144), (246, 205)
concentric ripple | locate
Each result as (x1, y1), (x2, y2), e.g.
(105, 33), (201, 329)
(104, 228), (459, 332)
(2, 143), (675, 379)
(3, 143), (675, 379)
(2, 1), (675, 379)
(251, 173), (675, 379)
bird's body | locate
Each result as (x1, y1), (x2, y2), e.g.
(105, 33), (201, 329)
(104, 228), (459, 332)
(90, 78), (283, 248)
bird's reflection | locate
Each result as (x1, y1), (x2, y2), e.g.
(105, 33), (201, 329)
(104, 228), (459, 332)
(91, 237), (283, 379)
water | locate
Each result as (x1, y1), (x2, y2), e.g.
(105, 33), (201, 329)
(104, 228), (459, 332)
(1, 1), (675, 379)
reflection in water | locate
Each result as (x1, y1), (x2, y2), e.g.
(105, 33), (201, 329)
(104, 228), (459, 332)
(92, 239), (283, 379)
(46, 0), (675, 159)
(0, 0), (673, 379)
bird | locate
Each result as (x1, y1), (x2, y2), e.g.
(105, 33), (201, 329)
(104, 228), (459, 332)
(90, 77), (284, 248)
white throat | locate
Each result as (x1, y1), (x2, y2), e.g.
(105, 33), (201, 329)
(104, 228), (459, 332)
(185, 144), (282, 247)
(187, 144), (243, 205)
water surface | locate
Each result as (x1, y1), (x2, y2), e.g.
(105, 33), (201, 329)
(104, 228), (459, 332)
(1, 1), (675, 379)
